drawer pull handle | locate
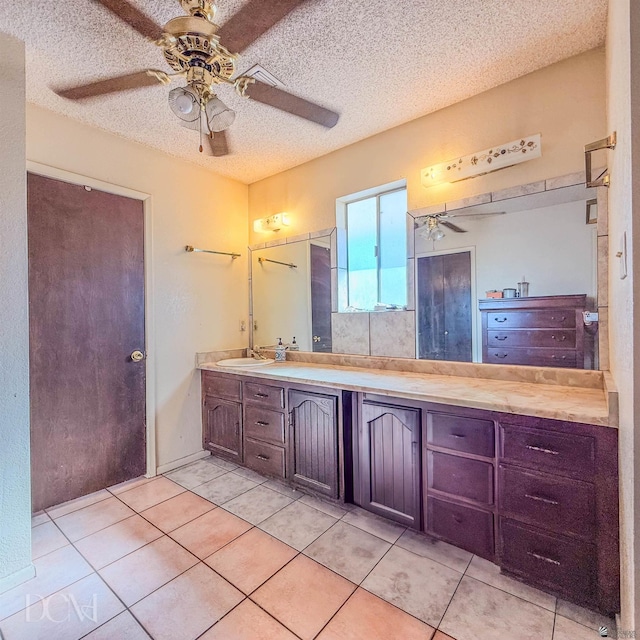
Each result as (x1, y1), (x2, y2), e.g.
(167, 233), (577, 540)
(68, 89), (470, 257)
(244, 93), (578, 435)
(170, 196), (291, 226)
(526, 445), (559, 456)
(550, 354), (567, 360)
(494, 335), (508, 341)
(256, 421), (270, 426)
(254, 393), (269, 398)
(494, 317), (508, 323)
(450, 434), (466, 439)
(494, 353), (508, 359)
(551, 316), (567, 322)
(551, 335), (567, 341)
(525, 493), (559, 506)
(452, 515), (463, 524)
(527, 551), (561, 567)
(256, 454), (270, 461)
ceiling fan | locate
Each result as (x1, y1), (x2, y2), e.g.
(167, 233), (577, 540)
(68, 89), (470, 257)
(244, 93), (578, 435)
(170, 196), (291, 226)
(54, 0), (340, 157)
(414, 212), (505, 242)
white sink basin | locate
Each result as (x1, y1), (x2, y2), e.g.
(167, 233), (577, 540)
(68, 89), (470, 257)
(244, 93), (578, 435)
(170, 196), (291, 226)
(216, 357), (275, 368)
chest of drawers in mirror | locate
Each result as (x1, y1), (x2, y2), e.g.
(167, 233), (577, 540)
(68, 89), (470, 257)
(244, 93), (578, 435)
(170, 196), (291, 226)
(480, 295), (592, 368)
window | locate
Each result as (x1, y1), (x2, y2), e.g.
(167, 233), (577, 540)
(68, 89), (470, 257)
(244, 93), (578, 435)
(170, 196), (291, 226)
(345, 187), (408, 310)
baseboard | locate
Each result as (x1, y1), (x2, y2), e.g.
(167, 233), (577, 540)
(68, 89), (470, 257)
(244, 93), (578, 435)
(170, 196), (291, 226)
(156, 450), (210, 475)
(0, 563), (36, 595)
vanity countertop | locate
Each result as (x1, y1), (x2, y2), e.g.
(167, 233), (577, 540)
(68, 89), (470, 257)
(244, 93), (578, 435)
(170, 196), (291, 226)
(197, 359), (614, 427)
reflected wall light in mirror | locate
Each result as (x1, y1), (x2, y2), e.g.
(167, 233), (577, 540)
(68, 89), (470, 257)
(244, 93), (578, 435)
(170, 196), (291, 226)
(253, 213), (290, 233)
(586, 198), (598, 224)
(421, 134), (542, 188)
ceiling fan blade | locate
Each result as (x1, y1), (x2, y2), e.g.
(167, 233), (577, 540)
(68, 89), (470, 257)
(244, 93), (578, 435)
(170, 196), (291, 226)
(440, 221), (468, 233)
(245, 80), (339, 128)
(208, 130), (230, 157)
(218, 0), (308, 54)
(93, 0), (164, 40)
(55, 70), (170, 100)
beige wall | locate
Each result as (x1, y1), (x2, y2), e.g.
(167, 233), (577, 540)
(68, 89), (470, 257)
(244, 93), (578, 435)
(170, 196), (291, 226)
(0, 33), (34, 593)
(248, 48), (606, 245)
(606, 0), (639, 630)
(26, 105), (249, 471)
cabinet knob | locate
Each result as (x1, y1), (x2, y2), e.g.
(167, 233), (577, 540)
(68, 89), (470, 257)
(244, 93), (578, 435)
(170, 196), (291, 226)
(256, 421), (269, 426)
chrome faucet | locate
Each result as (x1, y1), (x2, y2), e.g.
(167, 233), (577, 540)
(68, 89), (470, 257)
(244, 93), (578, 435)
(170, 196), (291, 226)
(249, 347), (268, 360)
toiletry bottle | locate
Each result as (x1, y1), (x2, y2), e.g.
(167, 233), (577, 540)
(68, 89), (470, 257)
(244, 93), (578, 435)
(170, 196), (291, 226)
(290, 337), (299, 351)
(275, 338), (286, 362)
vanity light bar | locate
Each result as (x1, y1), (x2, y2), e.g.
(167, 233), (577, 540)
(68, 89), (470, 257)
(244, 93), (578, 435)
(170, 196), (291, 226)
(253, 213), (290, 233)
(421, 134), (542, 188)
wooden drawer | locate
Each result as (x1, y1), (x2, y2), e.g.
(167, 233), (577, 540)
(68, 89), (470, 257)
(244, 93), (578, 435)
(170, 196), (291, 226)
(500, 424), (596, 479)
(202, 372), (241, 401)
(485, 347), (577, 368)
(500, 518), (596, 602)
(243, 382), (285, 409)
(426, 497), (494, 560)
(244, 438), (286, 479)
(487, 310), (576, 329)
(428, 412), (494, 458)
(428, 451), (494, 505)
(487, 329), (576, 349)
(499, 465), (596, 540)
(244, 405), (286, 446)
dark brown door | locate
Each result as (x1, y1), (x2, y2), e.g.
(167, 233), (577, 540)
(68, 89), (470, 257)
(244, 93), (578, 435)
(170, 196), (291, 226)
(203, 396), (243, 462)
(289, 390), (338, 497)
(359, 401), (421, 528)
(310, 243), (332, 352)
(417, 252), (472, 362)
(28, 173), (146, 512)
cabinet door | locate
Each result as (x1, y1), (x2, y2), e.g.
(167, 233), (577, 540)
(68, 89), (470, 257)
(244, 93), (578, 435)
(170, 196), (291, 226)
(203, 395), (242, 463)
(359, 401), (421, 528)
(289, 390), (338, 497)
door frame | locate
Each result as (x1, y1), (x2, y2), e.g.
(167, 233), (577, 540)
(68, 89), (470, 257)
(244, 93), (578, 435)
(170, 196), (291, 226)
(414, 246), (479, 363)
(26, 161), (158, 478)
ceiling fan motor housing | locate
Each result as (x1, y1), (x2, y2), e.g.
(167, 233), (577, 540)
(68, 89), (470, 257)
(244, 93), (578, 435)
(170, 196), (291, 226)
(162, 15), (236, 87)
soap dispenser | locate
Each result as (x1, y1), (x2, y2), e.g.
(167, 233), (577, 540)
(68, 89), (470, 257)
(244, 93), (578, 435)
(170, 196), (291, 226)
(275, 338), (287, 362)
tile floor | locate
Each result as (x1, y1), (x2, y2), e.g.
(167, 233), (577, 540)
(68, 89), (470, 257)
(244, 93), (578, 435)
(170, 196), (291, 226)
(0, 455), (617, 640)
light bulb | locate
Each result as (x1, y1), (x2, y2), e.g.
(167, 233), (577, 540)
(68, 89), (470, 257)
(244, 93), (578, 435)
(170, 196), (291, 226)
(175, 93), (194, 115)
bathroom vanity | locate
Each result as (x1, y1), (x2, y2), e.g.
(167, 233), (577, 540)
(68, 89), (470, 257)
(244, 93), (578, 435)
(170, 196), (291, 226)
(198, 356), (619, 616)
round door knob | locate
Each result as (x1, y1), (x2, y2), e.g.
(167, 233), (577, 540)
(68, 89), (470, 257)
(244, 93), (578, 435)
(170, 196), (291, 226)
(131, 350), (145, 362)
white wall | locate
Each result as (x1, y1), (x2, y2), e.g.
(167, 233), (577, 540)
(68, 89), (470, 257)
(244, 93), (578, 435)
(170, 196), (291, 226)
(606, 0), (640, 630)
(0, 33), (34, 591)
(26, 106), (249, 471)
(415, 201), (597, 362)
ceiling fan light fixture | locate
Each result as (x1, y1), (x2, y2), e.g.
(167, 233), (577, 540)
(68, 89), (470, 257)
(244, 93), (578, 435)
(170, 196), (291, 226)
(206, 97), (236, 132)
(169, 86), (200, 124)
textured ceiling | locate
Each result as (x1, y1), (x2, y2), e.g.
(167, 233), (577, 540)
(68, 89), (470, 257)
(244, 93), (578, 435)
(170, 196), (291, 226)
(1, 0), (607, 184)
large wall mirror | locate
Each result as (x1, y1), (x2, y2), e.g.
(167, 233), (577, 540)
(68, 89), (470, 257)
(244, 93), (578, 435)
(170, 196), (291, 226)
(249, 178), (603, 370)
(251, 233), (332, 353)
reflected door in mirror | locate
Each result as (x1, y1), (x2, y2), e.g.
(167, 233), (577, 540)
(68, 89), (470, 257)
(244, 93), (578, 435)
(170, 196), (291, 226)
(310, 243), (332, 352)
(417, 252), (472, 362)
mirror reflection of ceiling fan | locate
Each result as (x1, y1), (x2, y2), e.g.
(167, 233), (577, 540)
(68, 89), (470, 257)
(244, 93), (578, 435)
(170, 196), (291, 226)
(54, 0), (340, 157)
(415, 212), (506, 241)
